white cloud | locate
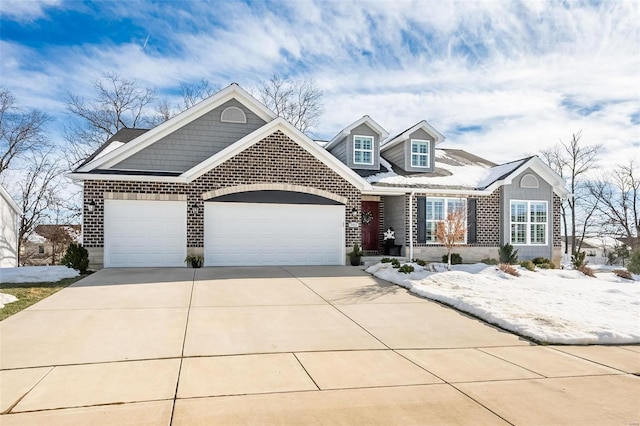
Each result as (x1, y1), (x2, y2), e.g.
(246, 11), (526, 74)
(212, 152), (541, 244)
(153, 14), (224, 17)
(0, 0), (62, 22)
(0, 0), (637, 173)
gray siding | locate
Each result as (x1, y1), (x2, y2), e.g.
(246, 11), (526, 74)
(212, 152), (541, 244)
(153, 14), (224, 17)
(501, 168), (554, 259)
(345, 123), (380, 170)
(381, 128), (436, 172)
(403, 128), (435, 173)
(382, 143), (405, 170)
(383, 195), (405, 246)
(328, 136), (347, 163)
(114, 99), (266, 172)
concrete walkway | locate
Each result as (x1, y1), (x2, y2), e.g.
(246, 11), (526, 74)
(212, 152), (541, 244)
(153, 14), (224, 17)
(0, 267), (638, 425)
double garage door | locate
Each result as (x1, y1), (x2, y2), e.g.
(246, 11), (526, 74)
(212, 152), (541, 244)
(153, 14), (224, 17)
(104, 199), (345, 267)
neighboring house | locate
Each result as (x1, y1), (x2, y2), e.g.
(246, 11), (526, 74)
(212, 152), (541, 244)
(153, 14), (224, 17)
(68, 84), (569, 269)
(0, 185), (21, 268)
(21, 225), (81, 266)
(562, 235), (633, 265)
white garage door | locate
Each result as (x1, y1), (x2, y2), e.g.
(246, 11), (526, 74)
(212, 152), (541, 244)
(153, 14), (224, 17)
(104, 199), (187, 267)
(205, 202), (345, 266)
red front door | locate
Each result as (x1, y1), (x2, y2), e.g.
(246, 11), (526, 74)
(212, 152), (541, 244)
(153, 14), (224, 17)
(361, 201), (379, 251)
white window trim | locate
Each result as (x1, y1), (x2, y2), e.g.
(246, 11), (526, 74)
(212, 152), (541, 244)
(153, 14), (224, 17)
(410, 139), (430, 168)
(353, 135), (374, 165)
(424, 197), (467, 244)
(509, 200), (548, 246)
(220, 106), (247, 123)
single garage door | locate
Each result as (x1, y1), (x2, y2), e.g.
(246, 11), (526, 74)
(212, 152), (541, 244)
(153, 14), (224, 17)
(204, 202), (345, 266)
(104, 199), (187, 267)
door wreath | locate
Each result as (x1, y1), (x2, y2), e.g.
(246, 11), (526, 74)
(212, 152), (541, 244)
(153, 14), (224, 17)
(361, 210), (373, 225)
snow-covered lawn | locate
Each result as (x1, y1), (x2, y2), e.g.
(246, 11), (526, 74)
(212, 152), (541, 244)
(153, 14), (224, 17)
(1, 266), (80, 284)
(367, 262), (640, 345)
(1, 266), (81, 310)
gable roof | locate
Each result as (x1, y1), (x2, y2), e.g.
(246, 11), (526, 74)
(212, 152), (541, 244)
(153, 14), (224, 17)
(367, 153), (569, 197)
(77, 128), (150, 168)
(324, 115), (389, 150)
(69, 117), (373, 191)
(0, 184), (21, 215)
(76, 83), (277, 172)
(381, 120), (446, 151)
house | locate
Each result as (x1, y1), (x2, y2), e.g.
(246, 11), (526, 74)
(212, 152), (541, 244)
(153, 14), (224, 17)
(68, 83), (569, 269)
(0, 185), (21, 268)
(562, 235), (632, 265)
(21, 224), (81, 266)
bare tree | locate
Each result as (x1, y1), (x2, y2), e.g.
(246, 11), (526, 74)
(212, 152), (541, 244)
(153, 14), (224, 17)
(16, 152), (63, 265)
(0, 88), (51, 175)
(154, 78), (218, 123)
(540, 131), (601, 254)
(179, 78), (217, 110)
(65, 72), (157, 166)
(436, 207), (467, 270)
(588, 161), (639, 250)
(257, 75), (323, 134)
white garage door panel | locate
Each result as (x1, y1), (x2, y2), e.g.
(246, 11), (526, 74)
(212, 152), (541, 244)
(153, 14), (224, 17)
(104, 200), (187, 267)
(205, 202), (344, 266)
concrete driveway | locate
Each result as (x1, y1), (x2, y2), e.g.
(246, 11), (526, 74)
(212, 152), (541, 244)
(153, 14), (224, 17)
(1, 267), (638, 425)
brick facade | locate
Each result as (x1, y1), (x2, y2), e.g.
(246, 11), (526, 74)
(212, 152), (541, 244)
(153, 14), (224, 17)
(83, 131), (361, 253)
(404, 188), (502, 250)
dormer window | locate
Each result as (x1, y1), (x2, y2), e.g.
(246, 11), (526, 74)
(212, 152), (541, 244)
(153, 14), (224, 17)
(353, 135), (374, 165)
(411, 139), (430, 168)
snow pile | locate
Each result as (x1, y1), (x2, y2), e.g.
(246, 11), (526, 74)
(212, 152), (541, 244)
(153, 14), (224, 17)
(0, 293), (18, 309)
(0, 266), (80, 284)
(367, 262), (640, 344)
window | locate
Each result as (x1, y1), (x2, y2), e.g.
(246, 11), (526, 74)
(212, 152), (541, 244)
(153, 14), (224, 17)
(38, 245), (45, 254)
(510, 200), (547, 245)
(220, 106), (247, 123)
(425, 198), (466, 243)
(353, 135), (374, 165)
(411, 140), (430, 168)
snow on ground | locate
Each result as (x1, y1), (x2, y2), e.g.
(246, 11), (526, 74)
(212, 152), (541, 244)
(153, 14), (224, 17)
(0, 266), (80, 284)
(0, 293), (18, 309)
(367, 262), (640, 344)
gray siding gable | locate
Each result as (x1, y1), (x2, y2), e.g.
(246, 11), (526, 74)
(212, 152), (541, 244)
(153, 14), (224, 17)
(501, 167), (554, 259)
(344, 123), (380, 170)
(381, 128), (436, 173)
(113, 99), (266, 172)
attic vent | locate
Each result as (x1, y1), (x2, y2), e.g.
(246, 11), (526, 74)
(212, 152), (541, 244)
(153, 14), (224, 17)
(221, 106), (247, 124)
(521, 173), (539, 189)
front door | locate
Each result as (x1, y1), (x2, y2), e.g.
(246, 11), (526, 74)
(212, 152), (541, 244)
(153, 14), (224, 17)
(361, 201), (379, 251)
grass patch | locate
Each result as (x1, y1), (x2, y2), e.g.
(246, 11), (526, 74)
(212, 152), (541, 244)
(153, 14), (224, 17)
(0, 275), (86, 321)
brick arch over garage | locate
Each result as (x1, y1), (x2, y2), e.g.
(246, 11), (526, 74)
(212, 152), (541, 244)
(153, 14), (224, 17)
(201, 183), (348, 205)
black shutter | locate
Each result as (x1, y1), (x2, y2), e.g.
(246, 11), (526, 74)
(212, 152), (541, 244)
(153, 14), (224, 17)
(417, 196), (426, 243)
(467, 198), (477, 244)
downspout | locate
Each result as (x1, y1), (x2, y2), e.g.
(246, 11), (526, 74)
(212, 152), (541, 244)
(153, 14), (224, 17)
(408, 191), (415, 260)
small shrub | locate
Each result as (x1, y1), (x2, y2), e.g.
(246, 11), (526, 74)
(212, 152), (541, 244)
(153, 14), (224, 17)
(498, 243), (518, 264)
(628, 249), (640, 274)
(481, 258), (499, 265)
(412, 258), (427, 266)
(572, 251), (587, 269)
(578, 264), (595, 277)
(536, 262), (554, 269)
(381, 257), (394, 263)
(61, 243), (89, 274)
(185, 254), (204, 268)
(442, 253), (463, 265)
(348, 244), (363, 257)
(532, 257), (552, 266)
(520, 260), (535, 271)
(499, 263), (520, 277)
(391, 258), (401, 268)
(398, 264), (415, 274)
(613, 269), (633, 280)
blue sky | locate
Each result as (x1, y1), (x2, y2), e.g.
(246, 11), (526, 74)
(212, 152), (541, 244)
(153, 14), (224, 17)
(1, 0), (639, 169)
